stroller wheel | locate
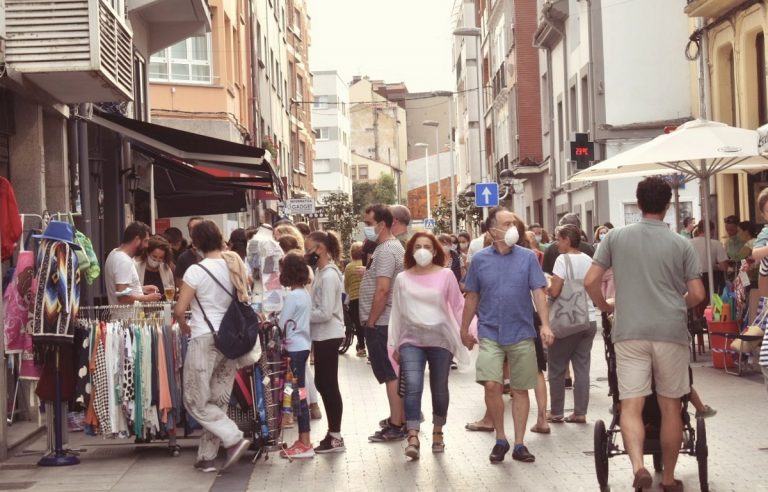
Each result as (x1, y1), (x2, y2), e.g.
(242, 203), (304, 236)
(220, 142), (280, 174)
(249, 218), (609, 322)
(594, 419), (609, 488)
(652, 452), (663, 472)
(696, 417), (709, 492)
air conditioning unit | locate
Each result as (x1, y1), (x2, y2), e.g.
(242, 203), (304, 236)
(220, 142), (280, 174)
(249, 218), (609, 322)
(75, 103), (93, 119)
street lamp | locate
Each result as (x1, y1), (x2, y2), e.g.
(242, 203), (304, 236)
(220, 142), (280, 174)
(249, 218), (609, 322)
(422, 120), (441, 201)
(453, 26), (487, 220)
(414, 142), (431, 219)
(431, 90), (457, 233)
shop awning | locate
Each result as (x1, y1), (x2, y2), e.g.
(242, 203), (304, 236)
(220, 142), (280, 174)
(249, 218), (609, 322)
(152, 164), (248, 217)
(85, 110), (284, 200)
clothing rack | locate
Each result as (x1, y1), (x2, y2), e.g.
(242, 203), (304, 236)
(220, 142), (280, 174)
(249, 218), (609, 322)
(39, 301), (190, 466)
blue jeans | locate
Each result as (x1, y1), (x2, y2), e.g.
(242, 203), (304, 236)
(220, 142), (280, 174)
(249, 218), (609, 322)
(288, 350), (311, 434)
(399, 344), (452, 432)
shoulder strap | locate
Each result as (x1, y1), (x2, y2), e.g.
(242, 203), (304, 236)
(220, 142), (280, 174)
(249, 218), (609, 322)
(563, 253), (575, 280)
(194, 294), (216, 335)
(194, 262), (238, 301)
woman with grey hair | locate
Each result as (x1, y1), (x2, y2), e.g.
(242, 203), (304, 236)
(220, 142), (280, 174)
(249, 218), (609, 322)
(546, 224), (597, 424)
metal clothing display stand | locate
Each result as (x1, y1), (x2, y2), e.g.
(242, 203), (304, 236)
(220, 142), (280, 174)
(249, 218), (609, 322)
(37, 347), (79, 466)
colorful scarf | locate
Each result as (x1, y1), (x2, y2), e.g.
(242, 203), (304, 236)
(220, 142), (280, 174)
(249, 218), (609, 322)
(4, 250), (36, 353)
(32, 239), (80, 347)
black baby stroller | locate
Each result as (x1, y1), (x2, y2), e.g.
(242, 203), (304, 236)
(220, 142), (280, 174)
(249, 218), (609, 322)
(593, 313), (708, 492)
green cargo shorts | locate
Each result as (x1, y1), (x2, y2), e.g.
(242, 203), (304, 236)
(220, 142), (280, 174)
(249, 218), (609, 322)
(476, 337), (537, 390)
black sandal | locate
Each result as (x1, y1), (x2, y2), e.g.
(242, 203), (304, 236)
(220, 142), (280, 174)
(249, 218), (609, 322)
(432, 432), (445, 453)
(168, 444), (181, 457)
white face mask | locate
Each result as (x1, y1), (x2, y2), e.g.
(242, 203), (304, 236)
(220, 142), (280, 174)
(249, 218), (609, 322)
(147, 257), (161, 269)
(413, 248), (434, 267)
(534, 234), (542, 243)
(459, 242), (469, 251)
(503, 227), (520, 247)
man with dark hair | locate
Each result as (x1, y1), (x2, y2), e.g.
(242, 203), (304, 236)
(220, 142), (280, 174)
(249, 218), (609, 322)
(104, 221), (162, 305)
(359, 203), (405, 441)
(680, 216), (695, 239)
(585, 176), (705, 490)
(724, 214), (746, 260)
(174, 216), (205, 289)
(542, 213), (595, 274)
(163, 227), (187, 262)
(460, 207), (554, 464)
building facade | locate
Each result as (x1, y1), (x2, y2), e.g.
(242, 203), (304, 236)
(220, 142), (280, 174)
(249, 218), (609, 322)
(685, 0), (768, 235)
(311, 70), (353, 204)
(349, 76), (408, 201)
(534, 0), (700, 233)
(0, 0), (212, 460)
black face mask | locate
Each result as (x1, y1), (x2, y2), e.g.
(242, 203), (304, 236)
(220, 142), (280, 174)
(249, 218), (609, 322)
(305, 250), (320, 268)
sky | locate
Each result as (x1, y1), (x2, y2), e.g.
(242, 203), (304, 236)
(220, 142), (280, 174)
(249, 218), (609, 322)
(308, 0), (457, 93)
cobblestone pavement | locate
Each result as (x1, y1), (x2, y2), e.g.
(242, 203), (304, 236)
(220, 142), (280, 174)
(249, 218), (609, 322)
(1, 334), (767, 491)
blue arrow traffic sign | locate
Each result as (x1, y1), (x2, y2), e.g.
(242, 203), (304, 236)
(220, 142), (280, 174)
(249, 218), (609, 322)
(475, 183), (499, 207)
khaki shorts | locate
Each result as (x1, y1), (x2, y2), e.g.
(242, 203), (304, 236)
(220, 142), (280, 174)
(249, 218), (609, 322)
(476, 337), (537, 390)
(614, 340), (690, 400)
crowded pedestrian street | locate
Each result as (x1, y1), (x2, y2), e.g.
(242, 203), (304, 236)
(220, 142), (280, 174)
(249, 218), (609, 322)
(4, 1), (768, 492)
(0, 337), (765, 491)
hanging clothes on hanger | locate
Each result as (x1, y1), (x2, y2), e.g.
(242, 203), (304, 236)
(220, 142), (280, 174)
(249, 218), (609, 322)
(0, 176), (22, 262)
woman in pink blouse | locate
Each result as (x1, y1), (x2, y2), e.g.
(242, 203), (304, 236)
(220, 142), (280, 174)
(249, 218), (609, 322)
(388, 232), (472, 460)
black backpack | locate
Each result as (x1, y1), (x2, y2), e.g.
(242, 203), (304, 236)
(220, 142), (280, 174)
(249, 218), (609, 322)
(193, 263), (260, 359)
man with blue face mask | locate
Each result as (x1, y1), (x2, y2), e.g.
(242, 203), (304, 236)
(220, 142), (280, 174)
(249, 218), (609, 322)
(359, 204), (406, 442)
(461, 207), (555, 464)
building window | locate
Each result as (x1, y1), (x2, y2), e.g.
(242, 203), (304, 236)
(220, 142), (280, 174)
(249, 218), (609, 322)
(342, 131), (347, 147)
(757, 32), (767, 125)
(557, 100), (564, 152)
(314, 127), (330, 140)
(569, 85), (577, 134)
(358, 165), (369, 180)
(541, 74), (550, 133)
(149, 35), (212, 84)
(314, 96), (329, 109)
(315, 159), (330, 173)
(298, 142), (306, 173)
(296, 74), (303, 102)
(293, 7), (301, 36)
(581, 75), (589, 132)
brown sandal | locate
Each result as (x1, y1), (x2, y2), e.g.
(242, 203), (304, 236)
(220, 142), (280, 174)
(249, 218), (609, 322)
(661, 479), (684, 491)
(632, 468), (653, 489)
(564, 414), (587, 424)
(404, 434), (420, 460)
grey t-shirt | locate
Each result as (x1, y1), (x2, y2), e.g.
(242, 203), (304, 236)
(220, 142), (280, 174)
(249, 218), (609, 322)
(359, 239), (405, 326)
(593, 218), (700, 346)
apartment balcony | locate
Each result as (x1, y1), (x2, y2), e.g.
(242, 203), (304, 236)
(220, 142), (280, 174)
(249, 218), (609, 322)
(4, 0), (133, 103)
(127, 0), (211, 53)
(684, 0), (743, 18)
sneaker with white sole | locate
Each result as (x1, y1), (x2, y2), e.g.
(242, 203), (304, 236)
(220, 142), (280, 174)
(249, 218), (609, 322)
(314, 434), (345, 454)
(280, 440), (315, 459)
(695, 405), (717, 419)
(193, 460), (217, 473)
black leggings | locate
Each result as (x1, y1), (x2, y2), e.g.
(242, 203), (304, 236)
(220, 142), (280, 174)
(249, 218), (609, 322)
(348, 299), (365, 350)
(313, 338), (344, 433)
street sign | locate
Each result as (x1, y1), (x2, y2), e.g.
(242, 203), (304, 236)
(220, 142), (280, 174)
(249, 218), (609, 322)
(570, 133), (595, 170)
(424, 218), (436, 229)
(475, 183), (499, 207)
(285, 198), (315, 215)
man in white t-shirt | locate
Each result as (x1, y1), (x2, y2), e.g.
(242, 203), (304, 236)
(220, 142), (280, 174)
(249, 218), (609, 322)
(104, 222), (162, 305)
(690, 220), (728, 294)
(466, 223), (490, 264)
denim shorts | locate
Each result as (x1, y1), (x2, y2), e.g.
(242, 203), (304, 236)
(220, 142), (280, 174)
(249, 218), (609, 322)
(365, 325), (397, 384)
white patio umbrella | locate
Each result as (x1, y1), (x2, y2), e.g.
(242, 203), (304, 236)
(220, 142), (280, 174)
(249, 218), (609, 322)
(568, 119), (768, 300)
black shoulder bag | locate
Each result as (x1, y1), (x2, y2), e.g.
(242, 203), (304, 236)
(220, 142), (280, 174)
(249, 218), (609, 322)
(193, 263), (260, 359)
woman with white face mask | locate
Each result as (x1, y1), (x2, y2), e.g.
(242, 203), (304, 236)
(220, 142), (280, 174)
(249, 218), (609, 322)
(388, 232), (474, 461)
(135, 235), (176, 301)
(438, 233), (462, 282)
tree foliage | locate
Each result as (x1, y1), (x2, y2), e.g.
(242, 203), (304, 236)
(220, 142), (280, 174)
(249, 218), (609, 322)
(432, 196), (482, 235)
(322, 191), (357, 259)
(352, 173), (398, 217)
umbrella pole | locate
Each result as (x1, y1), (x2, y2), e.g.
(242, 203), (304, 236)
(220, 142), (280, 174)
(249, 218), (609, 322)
(702, 170), (715, 303)
(674, 183), (680, 233)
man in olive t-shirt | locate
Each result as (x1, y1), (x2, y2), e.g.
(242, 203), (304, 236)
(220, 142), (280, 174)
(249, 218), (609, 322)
(585, 177), (704, 491)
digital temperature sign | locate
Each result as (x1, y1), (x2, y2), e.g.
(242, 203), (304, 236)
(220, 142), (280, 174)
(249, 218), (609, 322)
(570, 133), (594, 169)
